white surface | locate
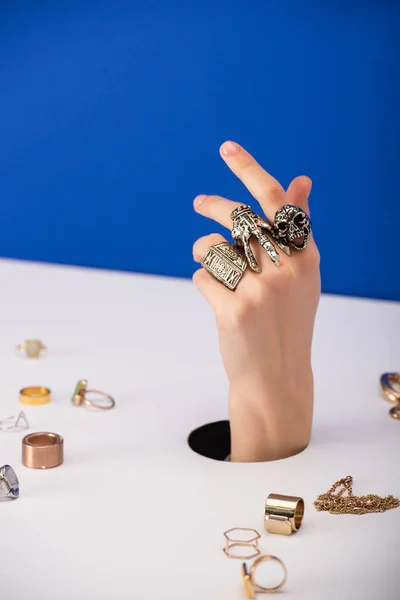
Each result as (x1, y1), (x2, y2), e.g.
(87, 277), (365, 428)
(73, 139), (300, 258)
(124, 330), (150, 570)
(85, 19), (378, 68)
(0, 258), (399, 600)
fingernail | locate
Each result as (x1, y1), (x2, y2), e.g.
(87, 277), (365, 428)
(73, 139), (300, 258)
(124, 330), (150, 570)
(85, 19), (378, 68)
(221, 141), (240, 156)
(194, 194), (207, 207)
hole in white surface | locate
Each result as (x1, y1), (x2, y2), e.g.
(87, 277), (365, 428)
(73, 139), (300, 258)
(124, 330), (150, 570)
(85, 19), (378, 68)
(188, 420), (230, 461)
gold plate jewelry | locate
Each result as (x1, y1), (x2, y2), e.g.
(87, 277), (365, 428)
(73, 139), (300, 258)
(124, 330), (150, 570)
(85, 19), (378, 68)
(223, 528), (261, 560)
(16, 339), (47, 358)
(264, 494), (304, 535)
(72, 379), (115, 410)
(20, 387), (51, 406)
(241, 555), (287, 598)
(314, 476), (400, 515)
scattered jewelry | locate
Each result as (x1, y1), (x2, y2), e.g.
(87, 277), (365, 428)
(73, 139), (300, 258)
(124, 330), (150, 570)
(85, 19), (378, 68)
(241, 555), (287, 597)
(380, 373), (400, 419)
(22, 432), (64, 469)
(16, 339), (47, 358)
(0, 411), (30, 432)
(20, 386), (51, 406)
(72, 379), (115, 410)
(223, 527), (261, 560)
(0, 465), (19, 500)
(314, 476), (400, 515)
(264, 493), (304, 535)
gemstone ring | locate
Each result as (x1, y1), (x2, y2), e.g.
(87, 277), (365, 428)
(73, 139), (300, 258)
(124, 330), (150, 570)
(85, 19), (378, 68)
(0, 465), (20, 500)
(72, 379), (115, 410)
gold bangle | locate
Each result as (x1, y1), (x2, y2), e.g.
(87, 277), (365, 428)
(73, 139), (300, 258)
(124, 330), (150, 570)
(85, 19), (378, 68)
(264, 493), (304, 535)
(22, 432), (64, 469)
(380, 373), (400, 404)
(241, 555), (287, 598)
(20, 387), (51, 406)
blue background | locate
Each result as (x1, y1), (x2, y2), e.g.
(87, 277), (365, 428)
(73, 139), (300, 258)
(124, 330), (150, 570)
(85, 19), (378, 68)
(0, 1), (399, 300)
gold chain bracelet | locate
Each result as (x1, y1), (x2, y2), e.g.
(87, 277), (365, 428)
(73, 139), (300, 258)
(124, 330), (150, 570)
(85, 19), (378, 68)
(314, 476), (400, 515)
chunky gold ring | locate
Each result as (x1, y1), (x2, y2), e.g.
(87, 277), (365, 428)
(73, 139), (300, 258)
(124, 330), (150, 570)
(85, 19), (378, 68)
(22, 432), (64, 469)
(389, 405), (400, 420)
(264, 493), (304, 535)
(20, 387), (51, 406)
(241, 555), (287, 597)
(16, 339), (47, 358)
(72, 379), (115, 410)
(380, 373), (400, 404)
(223, 528), (261, 560)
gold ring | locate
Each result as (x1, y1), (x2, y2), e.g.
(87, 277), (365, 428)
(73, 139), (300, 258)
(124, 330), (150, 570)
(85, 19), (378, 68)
(22, 432), (64, 469)
(16, 339), (47, 358)
(20, 387), (51, 406)
(223, 528), (261, 560)
(264, 493), (304, 535)
(389, 405), (400, 420)
(72, 379), (115, 410)
(380, 373), (400, 404)
(241, 555), (287, 598)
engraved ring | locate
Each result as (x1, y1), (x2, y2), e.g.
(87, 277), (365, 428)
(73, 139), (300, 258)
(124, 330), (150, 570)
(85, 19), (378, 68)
(201, 242), (247, 290)
(230, 204), (312, 273)
(0, 465), (19, 499)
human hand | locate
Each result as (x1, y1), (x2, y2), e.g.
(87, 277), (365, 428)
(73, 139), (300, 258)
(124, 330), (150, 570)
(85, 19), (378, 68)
(193, 141), (321, 462)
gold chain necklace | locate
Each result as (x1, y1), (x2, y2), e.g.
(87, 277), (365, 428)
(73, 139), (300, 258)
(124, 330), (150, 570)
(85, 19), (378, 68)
(314, 476), (400, 515)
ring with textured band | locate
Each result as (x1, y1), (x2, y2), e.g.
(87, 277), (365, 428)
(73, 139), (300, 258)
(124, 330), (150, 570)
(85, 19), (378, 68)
(72, 379), (115, 410)
(241, 555), (287, 597)
(0, 465), (19, 499)
(201, 242), (247, 290)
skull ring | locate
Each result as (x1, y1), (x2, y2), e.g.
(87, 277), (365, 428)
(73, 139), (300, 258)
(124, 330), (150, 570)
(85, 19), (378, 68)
(230, 205), (289, 273)
(273, 205), (311, 250)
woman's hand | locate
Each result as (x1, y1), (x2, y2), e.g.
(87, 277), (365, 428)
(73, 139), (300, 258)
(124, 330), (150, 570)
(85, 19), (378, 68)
(193, 141), (321, 462)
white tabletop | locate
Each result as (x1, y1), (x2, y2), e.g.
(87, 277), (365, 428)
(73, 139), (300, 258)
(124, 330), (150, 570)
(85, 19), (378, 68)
(0, 258), (399, 600)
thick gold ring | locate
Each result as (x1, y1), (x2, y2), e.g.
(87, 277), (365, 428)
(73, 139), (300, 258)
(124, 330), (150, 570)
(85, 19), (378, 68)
(22, 432), (64, 469)
(20, 387), (51, 406)
(72, 379), (115, 410)
(264, 493), (304, 535)
(380, 373), (400, 404)
(241, 555), (287, 598)
(16, 339), (47, 358)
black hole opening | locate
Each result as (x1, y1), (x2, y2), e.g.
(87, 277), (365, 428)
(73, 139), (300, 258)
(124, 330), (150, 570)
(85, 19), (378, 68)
(188, 420), (231, 461)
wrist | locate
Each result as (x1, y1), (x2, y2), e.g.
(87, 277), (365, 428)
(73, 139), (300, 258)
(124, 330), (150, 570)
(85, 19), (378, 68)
(228, 364), (314, 462)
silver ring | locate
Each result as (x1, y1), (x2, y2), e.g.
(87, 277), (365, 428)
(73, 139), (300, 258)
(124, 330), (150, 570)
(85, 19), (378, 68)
(230, 206), (288, 272)
(201, 242), (247, 290)
(273, 204), (311, 250)
(0, 465), (20, 500)
(0, 411), (30, 432)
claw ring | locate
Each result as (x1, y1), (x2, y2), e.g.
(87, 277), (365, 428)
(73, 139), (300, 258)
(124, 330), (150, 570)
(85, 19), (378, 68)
(231, 204), (311, 272)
